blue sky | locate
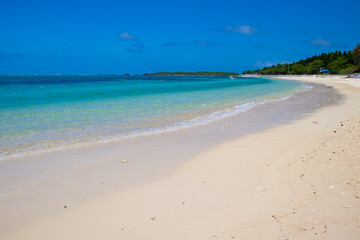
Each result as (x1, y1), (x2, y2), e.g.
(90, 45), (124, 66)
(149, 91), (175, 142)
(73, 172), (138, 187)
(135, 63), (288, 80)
(1, 0), (359, 74)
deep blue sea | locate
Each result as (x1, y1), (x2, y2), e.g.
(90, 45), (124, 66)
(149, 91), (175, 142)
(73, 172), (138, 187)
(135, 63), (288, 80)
(0, 75), (308, 160)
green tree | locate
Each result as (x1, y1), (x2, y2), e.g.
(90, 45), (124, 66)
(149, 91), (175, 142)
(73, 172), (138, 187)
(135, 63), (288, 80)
(329, 56), (352, 74)
(308, 60), (324, 74)
(329, 52), (338, 62)
(339, 65), (360, 75)
(346, 50), (354, 63)
(291, 63), (305, 74)
(275, 64), (288, 74)
(242, 43), (360, 75)
(353, 43), (360, 66)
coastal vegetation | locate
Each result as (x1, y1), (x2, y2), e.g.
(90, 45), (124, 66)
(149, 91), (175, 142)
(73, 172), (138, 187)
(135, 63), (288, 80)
(145, 71), (239, 76)
(243, 43), (360, 75)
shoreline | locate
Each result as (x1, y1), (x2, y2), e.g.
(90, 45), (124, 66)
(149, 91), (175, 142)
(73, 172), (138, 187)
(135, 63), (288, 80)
(1, 76), (359, 239)
(0, 76), (302, 162)
(0, 81), (335, 199)
(0, 89), (298, 162)
(0, 79), (330, 198)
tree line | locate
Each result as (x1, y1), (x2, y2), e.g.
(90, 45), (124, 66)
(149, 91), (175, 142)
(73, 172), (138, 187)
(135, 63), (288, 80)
(243, 43), (360, 75)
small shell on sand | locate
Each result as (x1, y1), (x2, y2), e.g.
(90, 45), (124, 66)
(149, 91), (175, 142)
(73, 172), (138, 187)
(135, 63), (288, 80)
(122, 159), (128, 164)
(201, 180), (206, 183)
(150, 216), (156, 220)
(343, 205), (349, 208)
(328, 186), (335, 189)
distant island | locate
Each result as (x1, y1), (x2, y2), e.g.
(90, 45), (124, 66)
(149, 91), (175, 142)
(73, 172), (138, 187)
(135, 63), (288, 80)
(144, 72), (239, 76)
(243, 43), (360, 75)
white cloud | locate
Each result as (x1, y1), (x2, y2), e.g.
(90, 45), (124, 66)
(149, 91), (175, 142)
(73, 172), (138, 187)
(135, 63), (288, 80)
(254, 60), (279, 68)
(310, 38), (332, 46)
(254, 60), (292, 68)
(119, 32), (136, 40)
(281, 60), (292, 64)
(225, 25), (258, 35)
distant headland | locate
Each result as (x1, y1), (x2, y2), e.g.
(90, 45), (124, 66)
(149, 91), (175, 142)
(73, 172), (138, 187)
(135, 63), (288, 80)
(143, 72), (239, 76)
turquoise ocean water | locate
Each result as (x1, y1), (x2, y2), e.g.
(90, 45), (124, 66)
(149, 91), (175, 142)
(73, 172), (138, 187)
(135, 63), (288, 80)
(0, 75), (308, 160)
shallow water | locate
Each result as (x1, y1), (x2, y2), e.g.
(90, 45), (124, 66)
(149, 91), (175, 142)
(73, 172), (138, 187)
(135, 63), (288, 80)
(0, 75), (306, 160)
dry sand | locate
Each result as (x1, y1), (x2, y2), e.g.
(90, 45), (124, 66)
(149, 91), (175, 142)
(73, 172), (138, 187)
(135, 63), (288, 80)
(2, 75), (360, 240)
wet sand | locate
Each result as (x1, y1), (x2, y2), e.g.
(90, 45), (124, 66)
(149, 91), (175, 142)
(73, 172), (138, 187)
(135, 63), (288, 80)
(1, 76), (359, 239)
